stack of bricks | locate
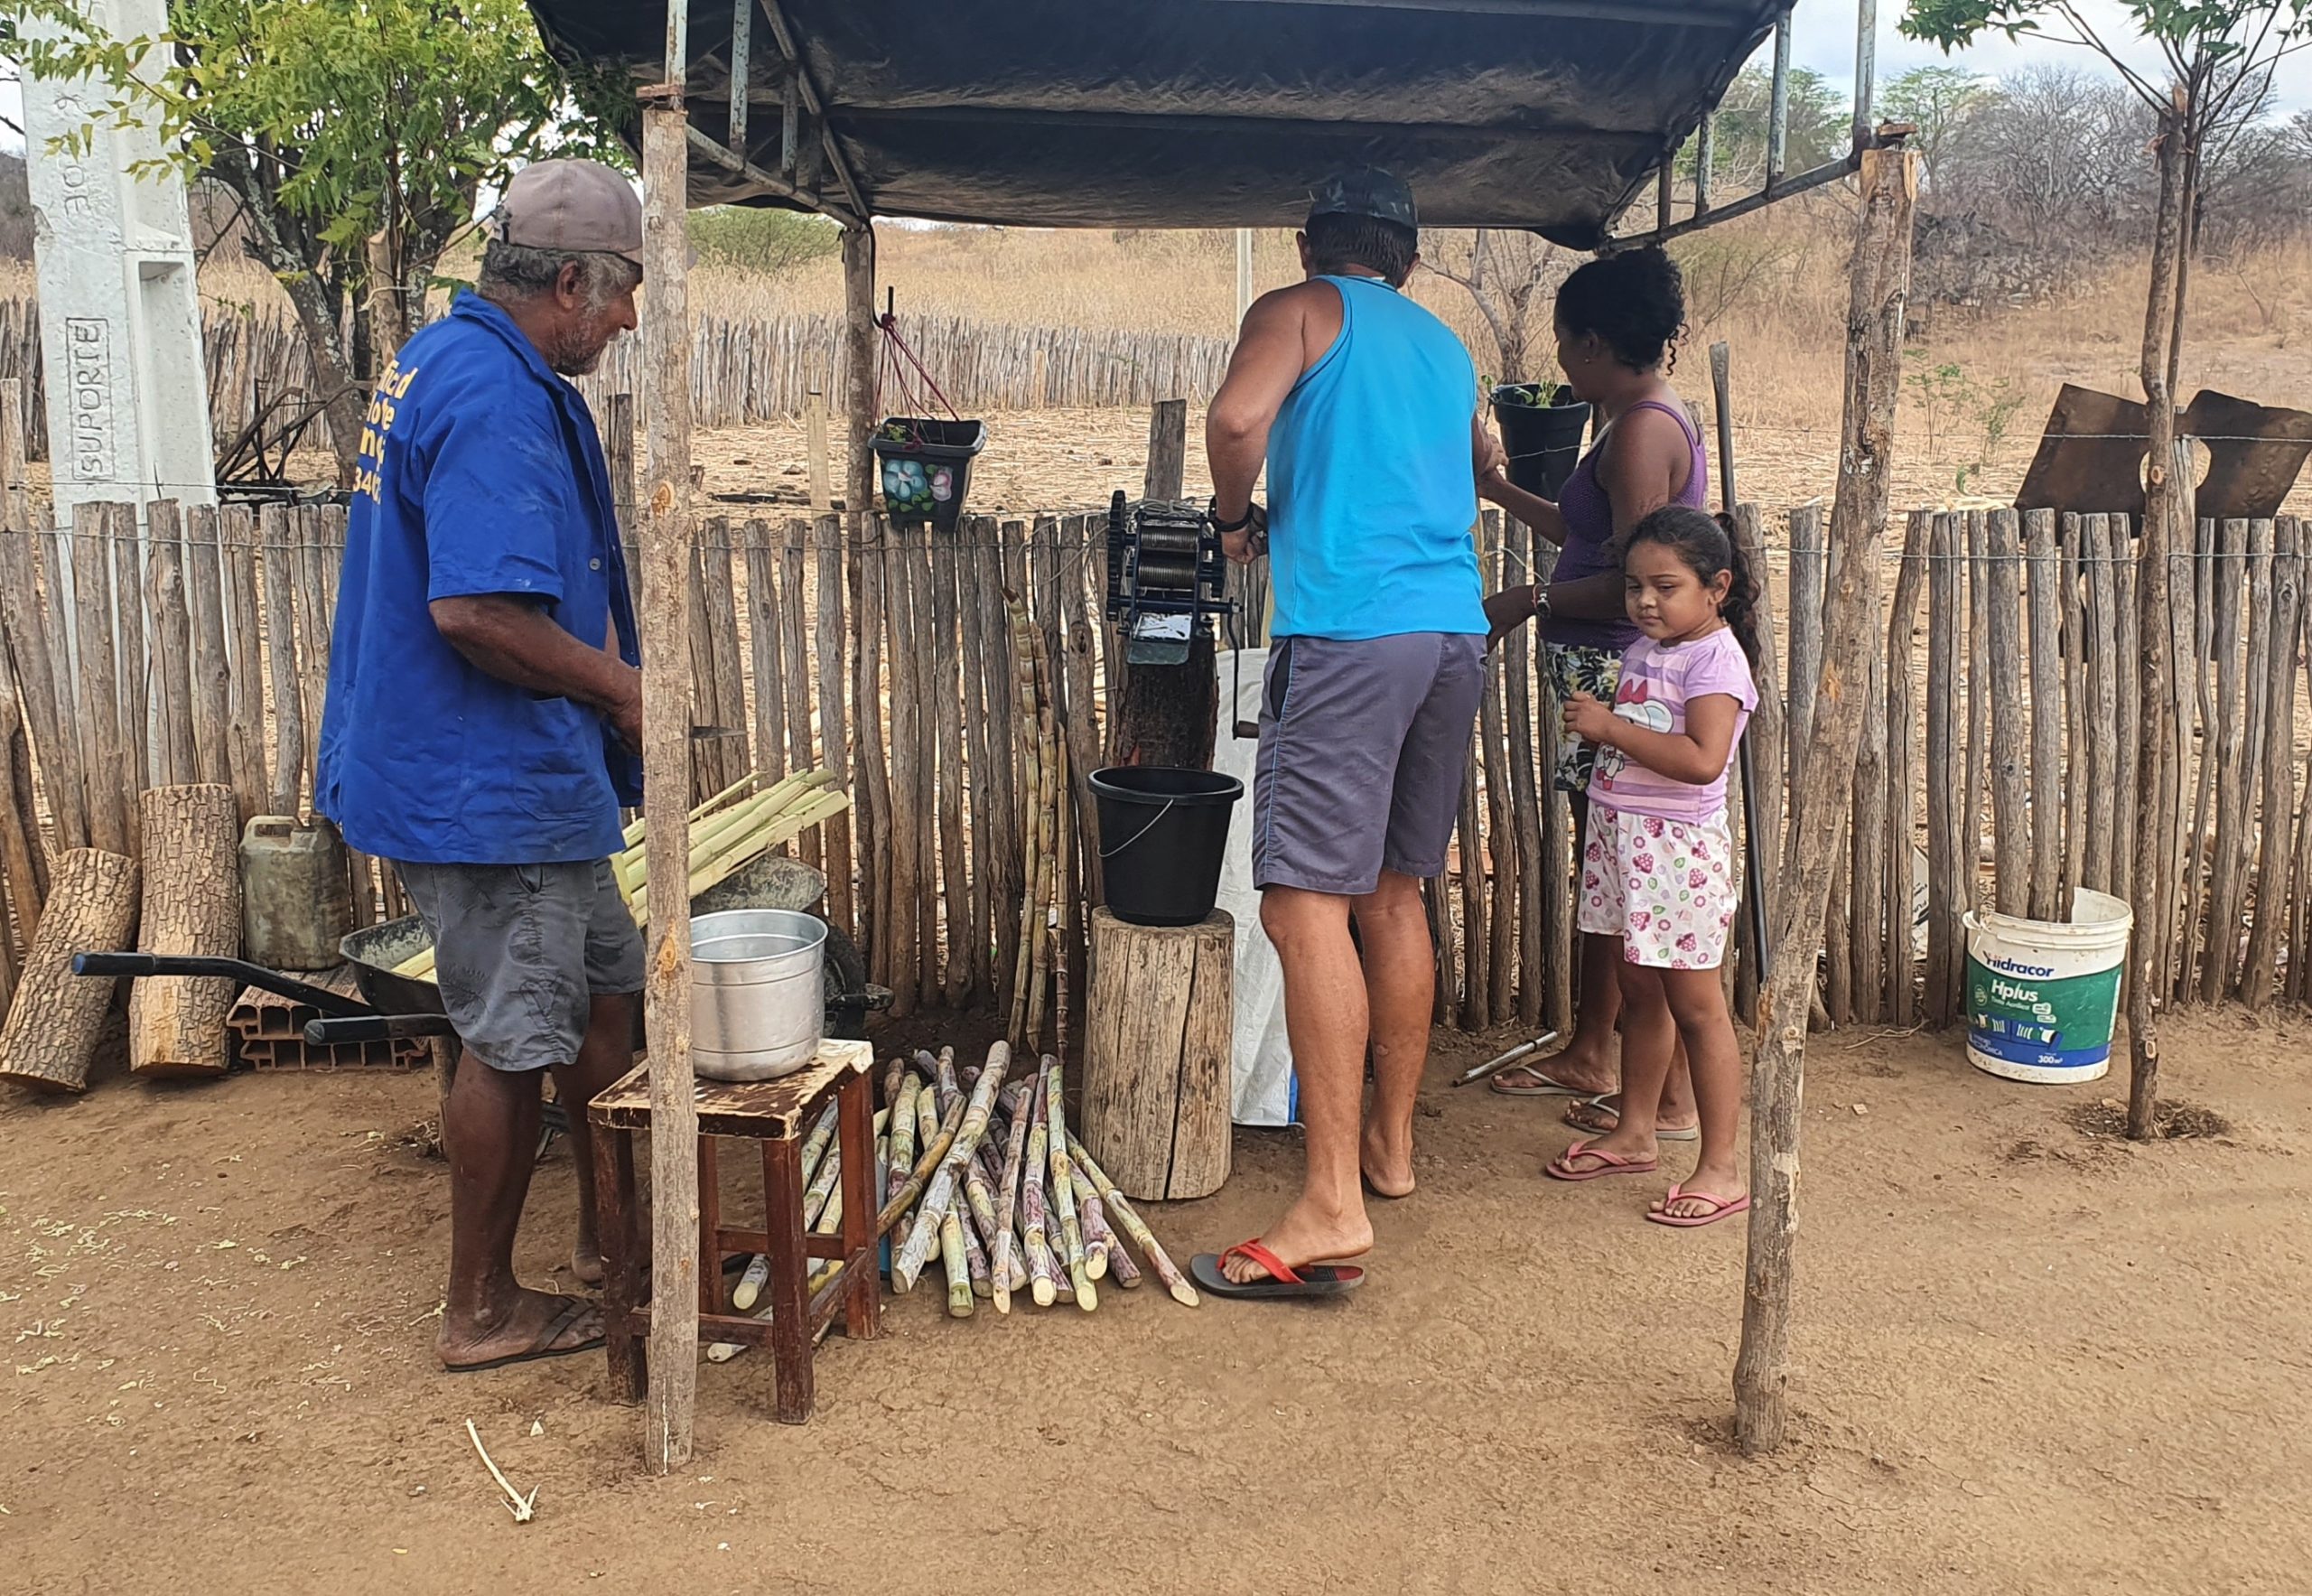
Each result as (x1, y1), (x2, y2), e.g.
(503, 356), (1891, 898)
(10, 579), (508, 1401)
(227, 966), (427, 1070)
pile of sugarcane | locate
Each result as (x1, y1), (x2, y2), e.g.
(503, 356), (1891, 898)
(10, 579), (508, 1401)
(713, 1042), (1196, 1355)
(395, 769), (848, 979)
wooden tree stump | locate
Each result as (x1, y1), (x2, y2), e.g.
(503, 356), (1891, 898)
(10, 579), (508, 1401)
(129, 785), (241, 1078)
(1081, 907), (1233, 1200)
(0, 848), (140, 1093)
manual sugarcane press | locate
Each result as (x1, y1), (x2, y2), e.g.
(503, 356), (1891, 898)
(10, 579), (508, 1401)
(1104, 491), (1262, 740)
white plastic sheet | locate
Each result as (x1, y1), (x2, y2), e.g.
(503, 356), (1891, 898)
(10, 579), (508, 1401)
(1213, 645), (1296, 1127)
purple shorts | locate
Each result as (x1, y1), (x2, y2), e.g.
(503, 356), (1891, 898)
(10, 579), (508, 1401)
(1251, 632), (1486, 896)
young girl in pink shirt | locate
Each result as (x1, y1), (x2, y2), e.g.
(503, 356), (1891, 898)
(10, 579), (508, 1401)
(1544, 506), (1758, 1227)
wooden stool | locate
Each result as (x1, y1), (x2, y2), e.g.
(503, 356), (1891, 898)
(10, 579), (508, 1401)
(1081, 907), (1234, 1199)
(588, 1039), (879, 1424)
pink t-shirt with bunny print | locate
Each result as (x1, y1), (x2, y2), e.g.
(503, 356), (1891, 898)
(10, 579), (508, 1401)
(1585, 628), (1757, 823)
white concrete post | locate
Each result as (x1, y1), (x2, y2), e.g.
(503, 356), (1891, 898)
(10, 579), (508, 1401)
(23, 0), (216, 527)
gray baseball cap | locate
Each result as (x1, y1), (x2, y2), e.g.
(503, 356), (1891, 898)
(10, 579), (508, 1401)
(1307, 167), (1418, 230)
(489, 159), (644, 267)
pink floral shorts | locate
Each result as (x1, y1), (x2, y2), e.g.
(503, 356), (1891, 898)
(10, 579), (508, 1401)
(1576, 803), (1738, 970)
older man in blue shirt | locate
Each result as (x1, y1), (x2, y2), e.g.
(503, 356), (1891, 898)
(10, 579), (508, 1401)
(319, 160), (645, 1371)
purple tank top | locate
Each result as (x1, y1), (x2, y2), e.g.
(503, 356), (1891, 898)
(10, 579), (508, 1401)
(1543, 398), (1709, 651)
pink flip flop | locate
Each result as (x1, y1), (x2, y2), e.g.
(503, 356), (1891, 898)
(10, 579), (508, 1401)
(1645, 1183), (1752, 1228)
(1544, 1138), (1660, 1182)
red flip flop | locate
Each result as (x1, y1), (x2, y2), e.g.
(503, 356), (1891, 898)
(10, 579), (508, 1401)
(1645, 1184), (1752, 1228)
(1189, 1240), (1366, 1301)
(1544, 1138), (1660, 1182)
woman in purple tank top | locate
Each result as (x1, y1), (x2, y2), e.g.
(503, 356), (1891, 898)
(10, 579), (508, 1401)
(1473, 247), (1707, 1120)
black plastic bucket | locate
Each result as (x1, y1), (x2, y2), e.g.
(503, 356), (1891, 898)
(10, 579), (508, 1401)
(1490, 383), (1592, 501)
(872, 416), (987, 534)
(1092, 766), (1245, 928)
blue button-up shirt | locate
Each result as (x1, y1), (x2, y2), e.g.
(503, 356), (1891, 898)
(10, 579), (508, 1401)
(316, 293), (641, 865)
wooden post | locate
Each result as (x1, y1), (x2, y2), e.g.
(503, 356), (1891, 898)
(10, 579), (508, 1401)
(2112, 515), (2142, 915)
(1478, 516), (1517, 1023)
(1782, 501), (1824, 862)
(814, 515), (853, 939)
(842, 227), (876, 524)
(1984, 509), (2027, 916)
(1504, 514), (1545, 1029)
(805, 386), (833, 511)
(2061, 514), (2091, 909)
(259, 505), (305, 818)
(111, 503), (150, 800)
(72, 503), (130, 855)
(1848, 617), (1887, 1025)
(1924, 511), (1962, 1028)
(883, 520), (923, 1016)
(0, 628), (43, 956)
(1735, 138), (1916, 1457)
(742, 519), (787, 784)
(1142, 399), (1188, 500)
(2200, 518), (2249, 995)
(852, 518), (892, 987)
(0, 477), (85, 851)
(2242, 516), (2299, 1008)
(638, 86), (700, 1475)
(1455, 753), (1487, 1031)
(182, 507), (235, 790)
(2022, 509), (2063, 919)
(779, 521), (819, 866)
(146, 502), (199, 789)
(930, 519), (971, 1007)
(218, 505), (269, 826)
(1882, 510), (1928, 1023)
(1081, 908), (1233, 1199)
(2178, 516), (2217, 1001)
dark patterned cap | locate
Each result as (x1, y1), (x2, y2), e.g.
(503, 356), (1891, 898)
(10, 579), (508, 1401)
(1307, 168), (1418, 230)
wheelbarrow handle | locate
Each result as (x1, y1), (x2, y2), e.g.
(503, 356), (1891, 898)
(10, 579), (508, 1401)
(304, 1014), (460, 1046)
(71, 952), (373, 1017)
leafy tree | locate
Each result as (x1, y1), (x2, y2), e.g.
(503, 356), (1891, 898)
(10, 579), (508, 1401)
(686, 207), (843, 275)
(1699, 63), (1850, 183)
(3, 0), (629, 478)
(1882, 64), (1998, 180)
(1902, 0), (2312, 1138)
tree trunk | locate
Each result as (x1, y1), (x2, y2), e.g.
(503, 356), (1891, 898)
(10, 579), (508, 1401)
(0, 848), (139, 1093)
(1080, 908), (1233, 1199)
(1734, 140), (1918, 1456)
(128, 785), (240, 1078)
(2127, 97), (2192, 1142)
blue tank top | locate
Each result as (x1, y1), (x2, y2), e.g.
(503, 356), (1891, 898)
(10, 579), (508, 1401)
(1266, 275), (1487, 641)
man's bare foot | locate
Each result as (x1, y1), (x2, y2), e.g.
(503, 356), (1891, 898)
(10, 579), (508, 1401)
(1359, 1123), (1415, 1199)
(1565, 1093), (1698, 1139)
(438, 1287), (602, 1370)
(1652, 1156), (1748, 1222)
(1218, 1199), (1374, 1284)
(1490, 1031), (1618, 1097)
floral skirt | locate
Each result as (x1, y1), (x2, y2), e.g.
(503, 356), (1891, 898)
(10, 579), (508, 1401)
(1576, 802), (1738, 970)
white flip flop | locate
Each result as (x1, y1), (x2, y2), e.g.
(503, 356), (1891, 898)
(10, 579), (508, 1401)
(1563, 1093), (1701, 1142)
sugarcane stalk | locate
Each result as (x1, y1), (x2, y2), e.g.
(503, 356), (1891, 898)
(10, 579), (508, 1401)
(1042, 1054), (1095, 1310)
(1068, 1135), (1198, 1307)
(884, 1062), (919, 1218)
(878, 1087), (965, 1271)
(932, 1046), (960, 1118)
(939, 1202), (973, 1317)
(1006, 592), (1046, 1040)
(890, 1041), (1009, 1291)
(956, 1179), (993, 1300)
(1021, 1075), (1057, 1308)
(961, 1130), (1023, 1294)
(1025, 706), (1059, 1049)
(706, 1259), (839, 1362)
(1067, 1165), (1136, 1286)
(802, 1140), (843, 1229)
(988, 1076), (1034, 1314)
(732, 1097), (835, 1308)
(889, 1083), (940, 1287)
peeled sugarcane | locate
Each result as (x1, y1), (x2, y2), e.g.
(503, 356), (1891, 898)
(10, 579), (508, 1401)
(707, 1259), (840, 1363)
(1021, 1077), (1058, 1308)
(890, 1041), (1009, 1292)
(878, 1088), (967, 1263)
(890, 1083), (940, 1289)
(955, 1181), (992, 1301)
(989, 1073), (1035, 1314)
(1067, 1164), (1134, 1286)
(962, 1132), (1024, 1294)
(1006, 592), (1049, 1041)
(1043, 1054), (1095, 1311)
(1069, 1135), (1198, 1308)
(883, 1064), (919, 1229)
(802, 1131), (845, 1228)
(735, 1099), (842, 1311)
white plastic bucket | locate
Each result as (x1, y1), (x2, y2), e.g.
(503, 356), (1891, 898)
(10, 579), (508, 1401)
(1961, 889), (2133, 1084)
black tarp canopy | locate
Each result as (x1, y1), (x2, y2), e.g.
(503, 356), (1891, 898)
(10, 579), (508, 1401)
(527, 0), (1795, 249)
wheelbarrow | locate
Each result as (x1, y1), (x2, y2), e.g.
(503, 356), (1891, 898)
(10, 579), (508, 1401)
(73, 855), (884, 1136)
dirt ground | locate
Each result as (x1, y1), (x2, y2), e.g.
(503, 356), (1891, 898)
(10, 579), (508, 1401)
(5, 1007), (2309, 1595)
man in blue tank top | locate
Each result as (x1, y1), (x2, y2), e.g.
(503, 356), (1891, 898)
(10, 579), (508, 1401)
(1191, 171), (1490, 1299)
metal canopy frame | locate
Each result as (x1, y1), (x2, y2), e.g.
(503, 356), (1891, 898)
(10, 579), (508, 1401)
(582, 0), (1888, 248)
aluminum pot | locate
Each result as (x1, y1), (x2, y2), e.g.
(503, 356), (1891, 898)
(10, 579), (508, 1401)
(690, 909), (827, 1082)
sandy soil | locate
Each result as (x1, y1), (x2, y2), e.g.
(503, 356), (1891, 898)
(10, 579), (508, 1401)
(4, 1007), (2308, 1595)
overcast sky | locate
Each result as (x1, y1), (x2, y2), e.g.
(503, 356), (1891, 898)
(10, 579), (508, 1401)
(4, 2), (2307, 159)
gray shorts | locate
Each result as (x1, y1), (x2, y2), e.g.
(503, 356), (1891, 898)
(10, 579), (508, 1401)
(1251, 632), (1486, 896)
(394, 858), (645, 1073)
